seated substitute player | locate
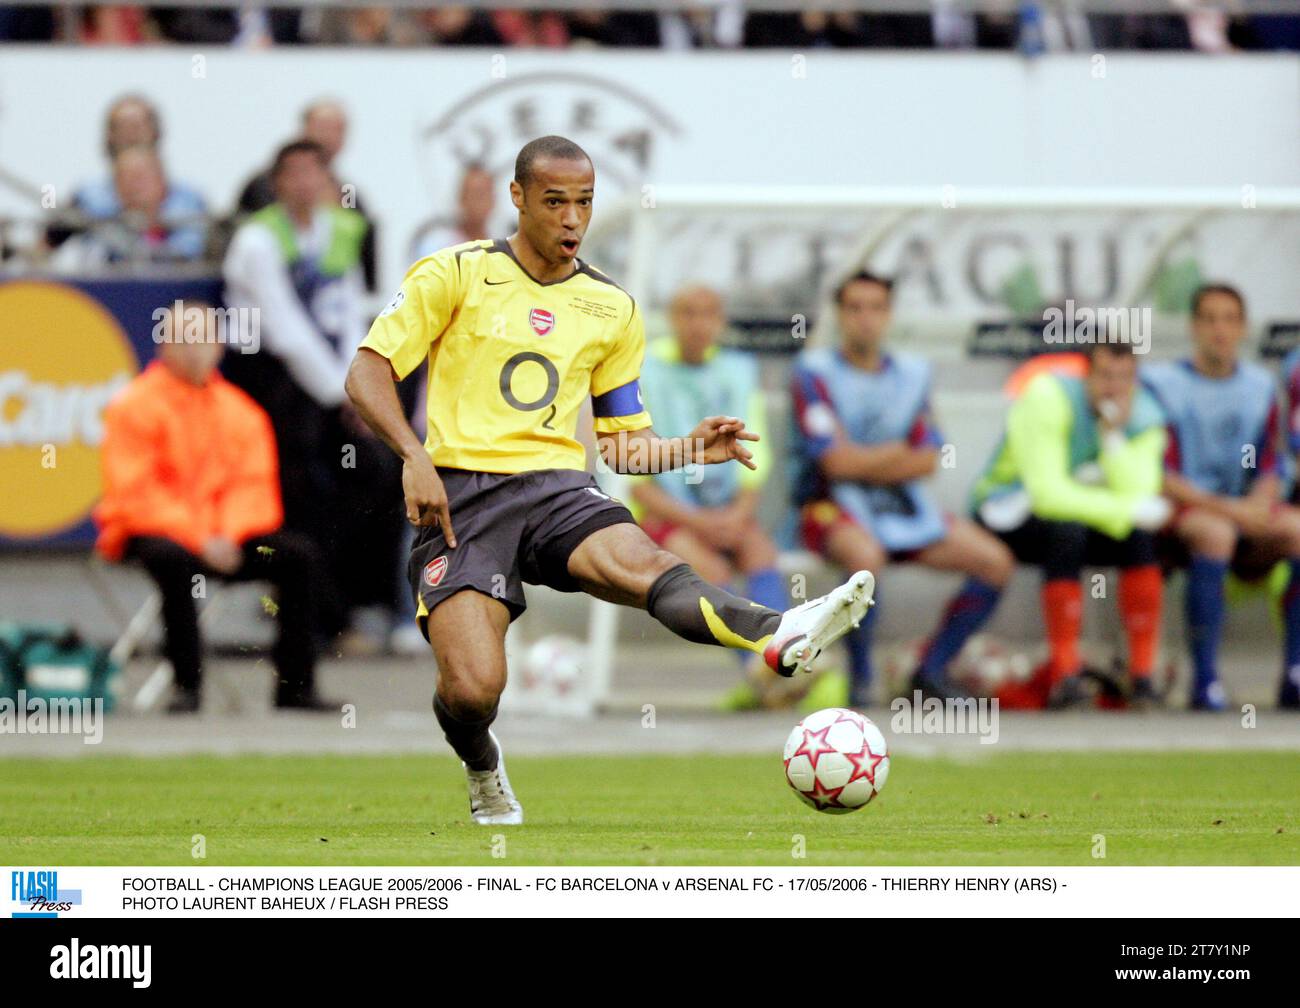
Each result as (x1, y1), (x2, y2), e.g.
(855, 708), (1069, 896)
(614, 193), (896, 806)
(791, 271), (1013, 706)
(95, 301), (331, 712)
(971, 341), (1170, 709)
(1142, 283), (1300, 711)
(345, 136), (876, 825)
(631, 283), (793, 707)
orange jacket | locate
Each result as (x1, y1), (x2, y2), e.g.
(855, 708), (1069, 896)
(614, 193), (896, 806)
(95, 361), (283, 561)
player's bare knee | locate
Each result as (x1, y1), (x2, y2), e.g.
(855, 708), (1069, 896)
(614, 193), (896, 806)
(436, 672), (502, 721)
(1186, 515), (1236, 560)
(696, 553), (733, 586)
(740, 531), (779, 571)
(983, 542), (1015, 587)
(855, 546), (887, 574)
(434, 651), (505, 718)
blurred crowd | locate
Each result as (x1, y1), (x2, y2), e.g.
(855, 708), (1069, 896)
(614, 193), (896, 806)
(19, 94), (378, 278)
(2, 4), (1298, 52)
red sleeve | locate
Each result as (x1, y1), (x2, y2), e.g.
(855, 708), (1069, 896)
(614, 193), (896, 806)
(1163, 421), (1182, 474)
(907, 398), (945, 449)
(792, 366), (839, 460)
(1255, 398), (1281, 478)
(1287, 364), (1300, 456)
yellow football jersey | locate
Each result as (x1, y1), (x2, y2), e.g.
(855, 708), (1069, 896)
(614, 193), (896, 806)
(362, 239), (653, 474)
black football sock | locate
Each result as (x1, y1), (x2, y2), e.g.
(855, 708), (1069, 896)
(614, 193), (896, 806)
(645, 562), (783, 653)
(433, 693), (499, 772)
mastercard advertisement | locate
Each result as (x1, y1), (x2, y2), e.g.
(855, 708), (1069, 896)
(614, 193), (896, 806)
(0, 277), (222, 548)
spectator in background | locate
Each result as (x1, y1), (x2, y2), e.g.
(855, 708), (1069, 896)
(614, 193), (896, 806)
(972, 343), (1169, 709)
(95, 301), (333, 712)
(236, 99), (379, 291)
(150, 6), (238, 43)
(80, 5), (146, 43)
(314, 6), (403, 45)
(52, 145), (207, 268)
(791, 271), (1013, 707)
(421, 6), (502, 45)
(1088, 12), (1192, 50)
(491, 8), (569, 47)
(567, 9), (660, 46)
(631, 285), (789, 708)
(224, 140), (405, 655)
(1185, 3), (1234, 52)
(745, 8), (931, 48)
(659, 1), (743, 47)
(58, 95), (207, 254)
(409, 162), (496, 262)
(1142, 284), (1300, 711)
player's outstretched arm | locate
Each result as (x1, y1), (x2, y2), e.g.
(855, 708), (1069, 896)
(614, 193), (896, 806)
(597, 416), (758, 475)
(345, 348), (457, 546)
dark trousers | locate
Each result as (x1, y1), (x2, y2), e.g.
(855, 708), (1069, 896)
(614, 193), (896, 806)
(983, 514), (1156, 580)
(128, 531), (320, 699)
(223, 351), (410, 633)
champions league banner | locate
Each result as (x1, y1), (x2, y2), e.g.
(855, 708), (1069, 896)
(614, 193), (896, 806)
(0, 277), (223, 550)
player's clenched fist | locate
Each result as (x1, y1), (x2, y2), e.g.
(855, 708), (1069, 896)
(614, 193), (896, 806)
(690, 415), (760, 470)
(403, 454), (457, 547)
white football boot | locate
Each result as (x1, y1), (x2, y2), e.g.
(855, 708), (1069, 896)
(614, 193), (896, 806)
(464, 730), (524, 825)
(764, 570), (876, 678)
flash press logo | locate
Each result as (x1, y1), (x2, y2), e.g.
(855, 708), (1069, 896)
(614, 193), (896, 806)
(10, 869), (80, 917)
(50, 939), (151, 988)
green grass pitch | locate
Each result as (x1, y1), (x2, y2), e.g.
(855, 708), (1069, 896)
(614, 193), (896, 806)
(2, 751), (1297, 865)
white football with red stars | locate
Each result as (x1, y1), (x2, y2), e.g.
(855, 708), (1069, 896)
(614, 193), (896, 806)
(783, 708), (890, 814)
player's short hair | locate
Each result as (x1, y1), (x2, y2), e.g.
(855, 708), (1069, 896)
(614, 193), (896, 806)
(1191, 282), (1246, 318)
(271, 140), (328, 179)
(834, 270), (893, 306)
(514, 136), (591, 187)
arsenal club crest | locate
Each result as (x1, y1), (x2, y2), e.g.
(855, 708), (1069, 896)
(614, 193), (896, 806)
(423, 555), (448, 587)
(529, 308), (555, 336)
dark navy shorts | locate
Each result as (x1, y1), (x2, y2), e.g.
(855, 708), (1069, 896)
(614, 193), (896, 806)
(409, 467), (635, 634)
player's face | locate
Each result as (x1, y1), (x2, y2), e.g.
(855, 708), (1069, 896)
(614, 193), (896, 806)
(511, 156), (594, 266)
(1085, 347), (1137, 413)
(837, 280), (891, 356)
(1191, 291), (1246, 367)
(670, 288), (725, 362)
